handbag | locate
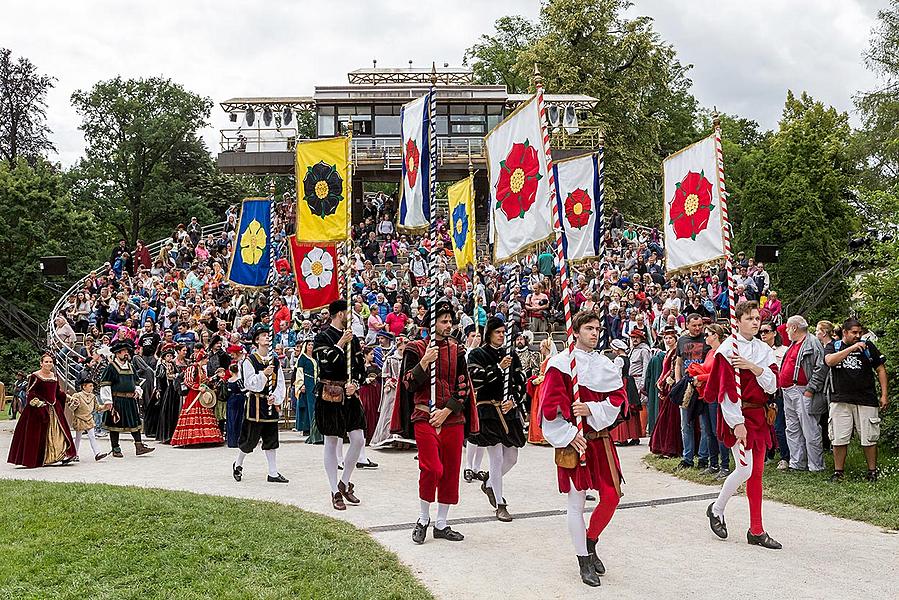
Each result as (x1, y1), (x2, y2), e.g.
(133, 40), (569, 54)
(766, 403), (777, 426)
(321, 380), (345, 403)
(197, 385), (217, 408)
(554, 446), (579, 469)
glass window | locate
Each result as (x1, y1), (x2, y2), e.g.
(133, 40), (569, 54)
(486, 104), (503, 115)
(487, 114), (502, 131)
(375, 114), (401, 135)
(318, 113), (335, 137)
(374, 104), (401, 115)
(436, 115), (448, 136)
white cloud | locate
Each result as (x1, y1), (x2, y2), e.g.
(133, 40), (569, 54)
(2, 0), (887, 166)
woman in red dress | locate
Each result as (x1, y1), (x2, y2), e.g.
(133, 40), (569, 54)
(7, 354), (77, 468)
(171, 350), (225, 447)
(358, 346), (382, 442)
(649, 328), (683, 457)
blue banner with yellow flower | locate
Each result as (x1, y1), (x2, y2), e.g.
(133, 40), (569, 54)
(227, 197), (272, 288)
(447, 175), (475, 270)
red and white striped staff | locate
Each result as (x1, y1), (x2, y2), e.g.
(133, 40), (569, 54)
(713, 111), (747, 468)
(535, 65), (587, 466)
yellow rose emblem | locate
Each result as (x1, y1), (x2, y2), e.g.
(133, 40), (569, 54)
(240, 219), (267, 265)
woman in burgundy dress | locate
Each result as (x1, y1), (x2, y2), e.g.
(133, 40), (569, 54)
(7, 354), (77, 468)
(358, 346), (382, 443)
(171, 350), (225, 447)
(650, 328), (683, 458)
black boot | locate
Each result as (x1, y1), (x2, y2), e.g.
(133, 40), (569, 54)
(585, 537), (606, 576)
(577, 555), (601, 587)
(747, 530), (782, 550)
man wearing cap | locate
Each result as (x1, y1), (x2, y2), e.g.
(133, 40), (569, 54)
(99, 339), (155, 458)
(313, 300), (366, 510)
(541, 311), (626, 587)
(393, 300), (479, 544)
(232, 326), (288, 484)
(467, 317), (527, 522)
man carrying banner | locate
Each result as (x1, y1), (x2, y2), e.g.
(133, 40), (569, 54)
(393, 300), (479, 544)
(467, 316), (526, 522)
(703, 301), (782, 550)
(541, 311), (626, 587)
(313, 299), (366, 511)
(232, 326), (288, 484)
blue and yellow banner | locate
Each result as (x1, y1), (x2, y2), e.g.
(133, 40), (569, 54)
(447, 176), (475, 270)
(227, 197), (272, 288)
(296, 137), (350, 242)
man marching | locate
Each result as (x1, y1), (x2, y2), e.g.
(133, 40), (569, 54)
(99, 339), (155, 458)
(541, 312), (626, 587)
(703, 301), (782, 549)
(392, 300), (479, 544)
(467, 316), (526, 522)
(232, 326), (288, 484)
(313, 300), (366, 511)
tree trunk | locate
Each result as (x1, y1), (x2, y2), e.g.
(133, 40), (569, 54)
(130, 194), (141, 247)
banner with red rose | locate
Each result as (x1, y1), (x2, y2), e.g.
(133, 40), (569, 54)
(398, 93), (431, 232)
(288, 236), (339, 311)
(663, 134), (725, 274)
(552, 151), (602, 263)
(486, 95), (554, 263)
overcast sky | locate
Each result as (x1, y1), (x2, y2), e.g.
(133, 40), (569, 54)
(2, 0), (889, 167)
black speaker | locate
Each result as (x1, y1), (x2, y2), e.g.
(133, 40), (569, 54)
(755, 245), (779, 264)
(40, 256), (68, 277)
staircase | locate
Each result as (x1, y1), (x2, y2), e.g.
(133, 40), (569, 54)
(0, 295), (46, 349)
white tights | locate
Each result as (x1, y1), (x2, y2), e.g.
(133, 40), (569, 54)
(466, 443), (485, 471)
(486, 444), (518, 506)
(74, 429), (102, 457)
(567, 490), (589, 555)
(325, 430), (364, 493)
(713, 445), (752, 518)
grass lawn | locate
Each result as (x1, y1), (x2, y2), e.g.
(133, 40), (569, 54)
(0, 480), (432, 600)
(645, 444), (899, 530)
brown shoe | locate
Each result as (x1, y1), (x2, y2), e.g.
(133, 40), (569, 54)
(338, 480), (360, 504)
(135, 443), (155, 456)
(495, 504), (513, 522)
(332, 491), (346, 511)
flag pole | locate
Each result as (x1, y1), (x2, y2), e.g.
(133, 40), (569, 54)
(535, 64), (586, 466)
(267, 180), (278, 393)
(469, 158), (478, 333)
(428, 63), (439, 412)
(713, 110), (747, 466)
(345, 121), (354, 381)
(597, 134), (609, 350)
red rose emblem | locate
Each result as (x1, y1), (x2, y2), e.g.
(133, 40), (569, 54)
(669, 170), (715, 240)
(564, 188), (592, 229)
(405, 138), (420, 188)
(495, 139), (542, 220)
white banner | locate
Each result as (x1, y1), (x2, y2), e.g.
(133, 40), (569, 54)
(663, 134), (726, 273)
(553, 151), (602, 262)
(486, 94), (554, 263)
(398, 93), (430, 231)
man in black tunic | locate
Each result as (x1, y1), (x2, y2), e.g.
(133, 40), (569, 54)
(467, 316), (526, 522)
(313, 299), (366, 511)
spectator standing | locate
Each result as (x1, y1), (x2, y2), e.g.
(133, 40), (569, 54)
(674, 314), (711, 470)
(779, 316), (826, 472)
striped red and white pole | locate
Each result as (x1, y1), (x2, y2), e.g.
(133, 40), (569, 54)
(714, 112), (747, 467)
(535, 65), (586, 466)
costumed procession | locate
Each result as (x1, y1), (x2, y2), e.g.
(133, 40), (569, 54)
(5, 7), (896, 594)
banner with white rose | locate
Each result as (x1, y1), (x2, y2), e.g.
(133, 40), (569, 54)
(662, 134), (726, 274)
(289, 236), (339, 311)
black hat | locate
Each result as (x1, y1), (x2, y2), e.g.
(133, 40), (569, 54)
(78, 375), (95, 388)
(208, 334), (223, 349)
(251, 324), (271, 342)
(328, 299), (348, 316)
(109, 339), (135, 355)
(429, 300), (457, 324)
(484, 316), (507, 343)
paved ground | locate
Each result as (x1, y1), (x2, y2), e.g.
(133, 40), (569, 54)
(2, 420), (898, 599)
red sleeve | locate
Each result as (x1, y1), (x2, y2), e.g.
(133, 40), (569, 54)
(702, 353), (737, 404)
(541, 367), (572, 422)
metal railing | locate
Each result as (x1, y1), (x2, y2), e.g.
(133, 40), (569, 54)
(0, 295), (47, 348)
(46, 221), (227, 390)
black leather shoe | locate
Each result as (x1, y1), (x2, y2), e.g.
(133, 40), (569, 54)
(463, 468), (475, 483)
(433, 525), (464, 541)
(476, 470), (489, 482)
(747, 530), (782, 549)
(585, 537), (606, 576)
(577, 555), (601, 587)
(356, 459), (379, 469)
(338, 481), (360, 504)
(412, 519), (428, 545)
(586, 494), (596, 502)
(707, 503), (727, 539)
(267, 473), (289, 483)
(232, 463), (242, 482)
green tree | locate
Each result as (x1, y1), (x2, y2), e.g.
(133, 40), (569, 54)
(465, 0), (701, 222)
(0, 48), (55, 164)
(0, 159), (101, 314)
(70, 77), (214, 244)
(463, 16), (538, 93)
(734, 91), (858, 313)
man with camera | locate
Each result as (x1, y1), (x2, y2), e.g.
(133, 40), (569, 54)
(824, 318), (888, 482)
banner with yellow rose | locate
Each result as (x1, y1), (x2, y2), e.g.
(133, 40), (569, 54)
(295, 137), (350, 242)
(227, 197), (272, 288)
